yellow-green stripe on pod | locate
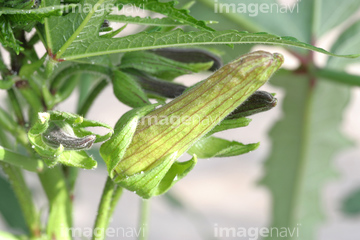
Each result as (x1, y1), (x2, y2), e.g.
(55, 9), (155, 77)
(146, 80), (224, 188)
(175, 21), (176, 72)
(100, 51), (284, 198)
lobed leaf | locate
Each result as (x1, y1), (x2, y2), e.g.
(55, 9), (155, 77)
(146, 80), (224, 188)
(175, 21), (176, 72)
(0, 5), (78, 23)
(106, 14), (184, 26)
(117, 0), (214, 31)
(0, 16), (23, 54)
(59, 29), (360, 61)
(260, 73), (353, 239)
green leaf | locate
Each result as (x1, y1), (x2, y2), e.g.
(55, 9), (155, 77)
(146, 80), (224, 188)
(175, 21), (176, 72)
(18, 55), (46, 79)
(154, 155), (197, 196)
(112, 70), (150, 108)
(196, 0), (312, 42)
(206, 118), (251, 136)
(57, 150), (97, 169)
(179, 0), (252, 63)
(119, 51), (213, 80)
(0, 16), (23, 54)
(0, 5), (78, 23)
(100, 23), (127, 38)
(196, 0), (360, 55)
(0, 79), (15, 90)
(327, 20), (360, 68)
(342, 188), (360, 216)
(0, 175), (28, 234)
(314, 0), (360, 38)
(117, 0), (214, 31)
(106, 14), (184, 26)
(260, 73), (353, 239)
(187, 136), (258, 158)
(43, 0), (116, 59)
(59, 29), (360, 61)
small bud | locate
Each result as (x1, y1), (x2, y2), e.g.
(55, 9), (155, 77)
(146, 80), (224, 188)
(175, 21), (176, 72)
(225, 91), (277, 119)
(151, 48), (223, 71)
(131, 70), (187, 98)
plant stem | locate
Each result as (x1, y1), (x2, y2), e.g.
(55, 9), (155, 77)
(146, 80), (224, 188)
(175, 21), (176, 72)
(313, 67), (360, 86)
(38, 166), (73, 240)
(138, 199), (150, 240)
(109, 185), (123, 217)
(0, 230), (26, 240)
(7, 89), (25, 126)
(78, 78), (108, 116)
(50, 64), (111, 91)
(0, 146), (44, 172)
(92, 177), (122, 240)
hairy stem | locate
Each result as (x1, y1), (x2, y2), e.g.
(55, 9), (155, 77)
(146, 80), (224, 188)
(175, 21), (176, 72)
(38, 166), (73, 240)
(78, 79), (108, 116)
(92, 177), (123, 240)
(6, 89), (25, 126)
(138, 199), (150, 240)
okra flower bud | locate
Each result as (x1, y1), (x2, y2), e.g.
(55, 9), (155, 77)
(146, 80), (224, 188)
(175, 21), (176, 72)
(28, 111), (113, 169)
(100, 51), (284, 198)
(225, 91), (277, 119)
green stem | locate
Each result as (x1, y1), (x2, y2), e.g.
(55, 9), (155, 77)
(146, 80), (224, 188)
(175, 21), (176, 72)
(0, 51), (10, 76)
(0, 230), (26, 240)
(0, 163), (41, 237)
(50, 64), (111, 91)
(78, 79), (108, 116)
(92, 177), (120, 240)
(16, 81), (44, 123)
(313, 67), (360, 86)
(0, 146), (44, 172)
(138, 199), (150, 240)
(0, 107), (29, 148)
(109, 185), (123, 217)
(7, 89), (25, 125)
(38, 166), (73, 240)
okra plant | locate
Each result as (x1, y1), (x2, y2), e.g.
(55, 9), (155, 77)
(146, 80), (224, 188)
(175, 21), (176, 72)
(0, 0), (359, 239)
